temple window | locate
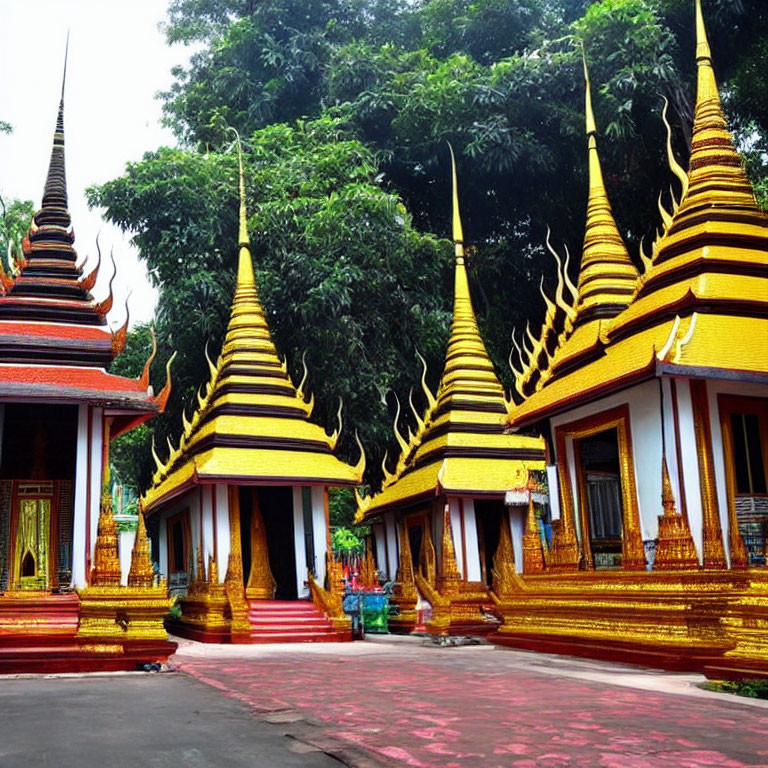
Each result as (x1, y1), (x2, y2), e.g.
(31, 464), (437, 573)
(576, 428), (623, 569)
(719, 396), (768, 568)
(554, 404), (644, 571)
(166, 509), (190, 590)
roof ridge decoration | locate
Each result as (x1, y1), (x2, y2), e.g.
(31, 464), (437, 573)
(144, 134), (363, 511)
(357, 147), (544, 521)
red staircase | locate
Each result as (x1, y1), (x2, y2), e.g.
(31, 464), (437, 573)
(0, 593), (81, 673)
(247, 600), (351, 643)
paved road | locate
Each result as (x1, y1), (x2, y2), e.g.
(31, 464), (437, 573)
(173, 637), (768, 768)
(0, 673), (342, 768)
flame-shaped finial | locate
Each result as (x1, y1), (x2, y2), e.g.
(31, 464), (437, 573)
(448, 142), (464, 260)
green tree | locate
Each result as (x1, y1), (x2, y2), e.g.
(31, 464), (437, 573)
(89, 116), (452, 492)
(0, 197), (34, 264)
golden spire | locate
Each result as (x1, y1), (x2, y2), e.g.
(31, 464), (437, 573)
(128, 508), (155, 588)
(90, 488), (122, 586)
(574, 52), (638, 324)
(443, 145), (507, 412)
(437, 503), (461, 597)
(654, 457), (699, 571)
(522, 494), (545, 573)
(356, 148), (545, 521)
(491, 511), (517, 598)
(142, 133), (363, 512)
(236, 133), (255, 288)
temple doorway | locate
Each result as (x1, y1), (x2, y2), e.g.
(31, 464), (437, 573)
(2, 404), (77, 592)
(575, 427), (623, 569)
(475, 501), (503, 587)
(258, 486), (297, 600)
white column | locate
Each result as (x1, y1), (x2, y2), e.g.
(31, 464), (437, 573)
(71, 405), (90, 588)
(189, 486), (202, 569)
(215, 484), (230, 581)
(292, 486), (308, 597)
(707, 382), (732, 565)
(201, 486), (215, 566)
(87, 407), (104, 575)
(385, 514), (398, 579)
(509, 506), (525, 574)
(448, 498), (464, 577)
(461, 499), (481, 582)
(158, 511), (168, 579)
(311, 486), (327, 589)
(119, 529), (136, 585)
(373, 523), (387, 577)
(676, 381), (704, 563)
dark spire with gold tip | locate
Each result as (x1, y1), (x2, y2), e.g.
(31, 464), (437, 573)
(0, 35), (125, 367)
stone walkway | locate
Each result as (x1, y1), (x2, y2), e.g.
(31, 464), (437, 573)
(172, 637), (768, 768)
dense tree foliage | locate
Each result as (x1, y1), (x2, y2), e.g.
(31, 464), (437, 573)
(93, 0), (768, 492)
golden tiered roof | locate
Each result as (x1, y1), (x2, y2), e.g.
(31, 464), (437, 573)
(511, 54), (639, 398)
(143, 146), (363, 512)
(357, 150), (545, 521)
(510, 0), (768, 428)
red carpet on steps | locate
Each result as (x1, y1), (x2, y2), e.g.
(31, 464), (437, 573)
(247, 600), (351, 643)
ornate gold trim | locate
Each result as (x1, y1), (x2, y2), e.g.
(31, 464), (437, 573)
(717, 393), (766, 569)
(690, 380), (727, 568)
(554, 405), (645, 571)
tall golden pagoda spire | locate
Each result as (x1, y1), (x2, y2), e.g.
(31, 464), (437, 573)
(357, 148), (545, 520)
(574, 52), (639, 325)
(143, 136), (362, 512)
(510, 1), (768, 431)
(442, 144), (508, 412)
(508, 53), (639, 402)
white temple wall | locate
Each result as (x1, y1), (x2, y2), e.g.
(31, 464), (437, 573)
(448, 498), (463, 577)
(200, 485), (216, 577)
(118, 529), (135, 585)
(157, 513), (168, 581)
(675, 380), (704, 562)
(214, 484), (230, 580)
(385, 514), (398, 580)
(311, 486), (327, 589)
(549, 381), (663, 545)
(372, 522), (387, 579)
(508, 505), (525, 574)
(72, 404), (90, 588)
(87, 407), (104, 575)
(461, 498), (482, 582)
(292, 486), (309, 598)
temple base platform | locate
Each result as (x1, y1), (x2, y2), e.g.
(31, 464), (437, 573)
(169, 597), (353, 644)
(0, 591), (176, 674)
(490, 569), (768, 679)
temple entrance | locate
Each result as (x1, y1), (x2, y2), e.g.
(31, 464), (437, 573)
(1, 404), (77, 592)
(475, 501), (503, 588)
(12, 486), (53, 590)
(407, 519), (423, 577)
(575, 428), (623, 569)
(257, 486), (297, 600)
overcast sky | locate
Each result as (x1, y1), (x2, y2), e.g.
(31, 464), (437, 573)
(0, 0), (191, 327)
